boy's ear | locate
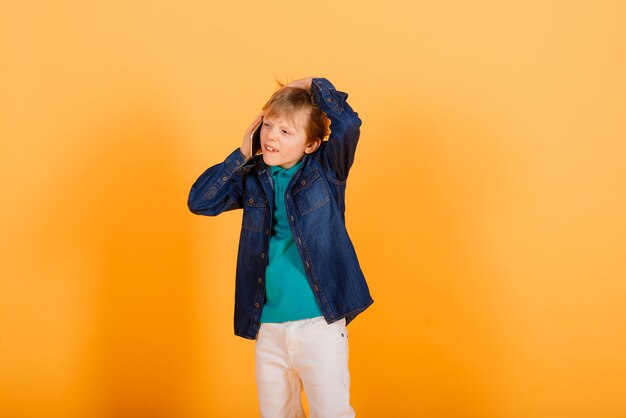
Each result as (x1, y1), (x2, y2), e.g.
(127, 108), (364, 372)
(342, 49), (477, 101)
(305, 138), (322, 154)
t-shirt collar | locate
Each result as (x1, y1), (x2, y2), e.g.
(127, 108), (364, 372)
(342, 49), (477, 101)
(270, 160), (303, 177)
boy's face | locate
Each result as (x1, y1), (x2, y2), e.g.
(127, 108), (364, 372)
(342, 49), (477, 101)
(260, 110), (315, 169)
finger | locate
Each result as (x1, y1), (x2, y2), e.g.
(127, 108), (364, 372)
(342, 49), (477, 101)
(250, 112), (264, 127)
(254, 113), (265, 127)
(248, 113), (262, 127)
(245, 114), (264, 135)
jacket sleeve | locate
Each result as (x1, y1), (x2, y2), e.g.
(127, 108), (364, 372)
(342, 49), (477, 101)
(311, 78), (362, 181)
(187, 148), (248, 216)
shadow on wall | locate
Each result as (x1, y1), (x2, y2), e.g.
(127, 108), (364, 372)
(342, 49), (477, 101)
(348, 89), (511, 417)
(56, 101), (198, 418)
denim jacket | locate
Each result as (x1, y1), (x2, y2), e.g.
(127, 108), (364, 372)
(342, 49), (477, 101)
(188, 78), (374, 340)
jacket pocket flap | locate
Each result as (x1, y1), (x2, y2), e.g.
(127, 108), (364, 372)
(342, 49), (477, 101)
(292, 169), (321, 195)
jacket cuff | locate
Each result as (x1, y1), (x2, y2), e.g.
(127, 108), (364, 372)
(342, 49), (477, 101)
(312, 78), (337, 91)
(225, 148), (248, 173)
(311, 78), (350, 117)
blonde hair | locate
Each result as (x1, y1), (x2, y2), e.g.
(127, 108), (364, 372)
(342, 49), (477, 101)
(261, 85), (331, 145)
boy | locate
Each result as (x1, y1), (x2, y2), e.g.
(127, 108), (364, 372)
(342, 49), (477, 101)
(188, 77), (373, 417)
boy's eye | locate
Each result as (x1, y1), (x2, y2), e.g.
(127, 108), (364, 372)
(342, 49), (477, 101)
(263, 123), (270, 127)
(282, 130), (290, 135)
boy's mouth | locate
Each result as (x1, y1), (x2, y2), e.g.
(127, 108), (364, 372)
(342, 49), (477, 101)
(264, 144), (279, 153)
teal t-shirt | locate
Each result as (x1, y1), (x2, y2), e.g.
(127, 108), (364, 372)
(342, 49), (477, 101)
(260, 160), (323, 323)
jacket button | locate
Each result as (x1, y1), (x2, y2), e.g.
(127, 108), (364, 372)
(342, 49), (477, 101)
(297, 237), (301, 244)
(313, 284), (318, 292)
(255, 302), (260, 308)
(248, 197), (254, 204)
(305, 260), (309, 268)
(290, 215), (294, 221)
(301, 180), (306, 185)
(260, 252), (265, 259)
(257, 277), (262, 283)
(221, 175), (227, 181)
(265, 229), (270, 235)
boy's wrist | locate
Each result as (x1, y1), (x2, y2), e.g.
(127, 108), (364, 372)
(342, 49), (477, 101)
(225, 147), (247, 171)
(311, 78), (336, 92)
(239, 144), (251, 161)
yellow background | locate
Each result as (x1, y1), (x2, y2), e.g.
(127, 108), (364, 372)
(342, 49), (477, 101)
(1, 1), (625, 417)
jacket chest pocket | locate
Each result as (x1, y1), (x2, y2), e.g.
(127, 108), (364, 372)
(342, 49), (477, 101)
(242, 194), (268, 232)
(292, 170), (330, 216)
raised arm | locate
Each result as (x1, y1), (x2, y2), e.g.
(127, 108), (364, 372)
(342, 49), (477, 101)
(188, 111), (265, 215)
(281, 77), (362, 179)
(187, 148), (247, 216)
(308, 78), (362, 181)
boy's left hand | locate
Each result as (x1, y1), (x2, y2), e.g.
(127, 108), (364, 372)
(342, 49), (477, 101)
(285, 77), (313, 91)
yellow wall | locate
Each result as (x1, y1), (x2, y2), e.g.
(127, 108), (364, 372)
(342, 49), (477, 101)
(1, 1), (625, 417)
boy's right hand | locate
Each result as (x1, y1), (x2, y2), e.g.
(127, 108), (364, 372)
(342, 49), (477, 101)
(241, 111), (264, 160)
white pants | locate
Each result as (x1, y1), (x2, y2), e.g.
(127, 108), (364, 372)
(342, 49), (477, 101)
(254, 316), (355, 418)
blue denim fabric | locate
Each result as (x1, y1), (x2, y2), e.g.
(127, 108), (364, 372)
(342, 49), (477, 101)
(188, 78), (374, 340)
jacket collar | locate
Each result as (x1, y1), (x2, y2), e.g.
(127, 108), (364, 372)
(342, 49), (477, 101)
(255, 153), (311, 175)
